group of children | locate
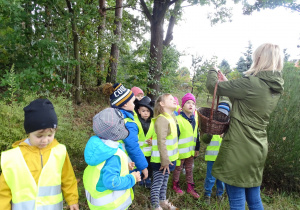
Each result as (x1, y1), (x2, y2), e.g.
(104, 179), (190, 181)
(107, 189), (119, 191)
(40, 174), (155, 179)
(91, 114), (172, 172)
(0, 83), (231, 210)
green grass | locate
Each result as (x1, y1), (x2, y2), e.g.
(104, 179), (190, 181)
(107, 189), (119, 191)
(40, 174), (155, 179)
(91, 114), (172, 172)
(74, 144), (300, 209)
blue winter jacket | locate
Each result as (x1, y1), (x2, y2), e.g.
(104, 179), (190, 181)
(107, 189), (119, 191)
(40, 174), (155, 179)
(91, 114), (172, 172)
(118, 109), (148, 171)
(84, 136), (136, 192)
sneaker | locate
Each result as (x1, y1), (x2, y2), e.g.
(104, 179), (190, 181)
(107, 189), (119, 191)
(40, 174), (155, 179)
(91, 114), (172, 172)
(159, 200), (179, 210)
(217, 195), (224, 202)
(187, 183), (200, 199)
(204, 195), (211, 205)
(153, 206), (163, 210)
(172, 181), (184, 195)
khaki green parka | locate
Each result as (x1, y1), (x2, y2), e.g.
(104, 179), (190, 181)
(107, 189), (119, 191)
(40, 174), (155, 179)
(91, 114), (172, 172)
(206, 69), (284, 188)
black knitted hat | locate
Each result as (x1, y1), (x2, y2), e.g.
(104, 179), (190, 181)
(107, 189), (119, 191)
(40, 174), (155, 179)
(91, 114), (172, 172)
(23, 99), (58, 134)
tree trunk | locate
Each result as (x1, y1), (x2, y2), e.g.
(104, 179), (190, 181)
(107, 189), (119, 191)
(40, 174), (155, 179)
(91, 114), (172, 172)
(96, 0), (106, 86)
(147, 0), (169, 100)
(106, 0), (123, 84)
(66, 0), (81, 104)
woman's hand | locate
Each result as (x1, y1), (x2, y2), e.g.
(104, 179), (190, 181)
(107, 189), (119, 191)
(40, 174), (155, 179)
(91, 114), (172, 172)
(159, 162), (173, 175)
(218, 70), (228, 82)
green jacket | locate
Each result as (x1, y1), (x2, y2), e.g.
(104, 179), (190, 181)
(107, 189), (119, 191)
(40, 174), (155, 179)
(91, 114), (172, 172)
(206, 70), (284, 188)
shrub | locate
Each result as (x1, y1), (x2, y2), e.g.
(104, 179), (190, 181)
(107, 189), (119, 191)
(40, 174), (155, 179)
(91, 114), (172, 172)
(0, 94), (91, 159)
(263, 63), (300, 192)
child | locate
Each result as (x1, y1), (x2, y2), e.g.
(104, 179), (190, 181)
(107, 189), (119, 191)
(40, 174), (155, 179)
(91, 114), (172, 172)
(103, 83), (149, 180)
(150, 94), (179, 210)
(172, 93), (200, 198)
(134, 96), (155, 188)
(203, 101), (231, 205)
(173, 96), (181, 116)
(131, 86), (144, 101)
(83, 108), (141, 209)
(0, 98), (79, 210)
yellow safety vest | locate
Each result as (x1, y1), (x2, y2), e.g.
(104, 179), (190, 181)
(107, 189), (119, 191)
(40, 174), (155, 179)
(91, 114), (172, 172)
(151, 113), (179, 163)
(1, 144), (66, 210)
(83, 148), (134, 210)
(176, 114), (198, 160)
(205, 135), (222, 161)
(134, 115), (154, 157)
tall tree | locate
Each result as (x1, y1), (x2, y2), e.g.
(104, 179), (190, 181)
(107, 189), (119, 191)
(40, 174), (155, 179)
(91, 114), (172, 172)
(66, 0), (81, 104)
(106, 0), (123, 84)
(219, 59), (231, 75)
(236, 41), (252, 73)
(96, 0), (107, 85)
(139, 0), (232, 99)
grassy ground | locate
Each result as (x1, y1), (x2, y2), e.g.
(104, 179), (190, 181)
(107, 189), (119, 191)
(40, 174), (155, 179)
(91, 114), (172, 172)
(69, 98), (300, 210)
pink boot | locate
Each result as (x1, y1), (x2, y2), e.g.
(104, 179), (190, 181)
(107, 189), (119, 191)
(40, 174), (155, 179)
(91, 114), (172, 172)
(187, 183), (199, 199)
(172, 181), (184, 195)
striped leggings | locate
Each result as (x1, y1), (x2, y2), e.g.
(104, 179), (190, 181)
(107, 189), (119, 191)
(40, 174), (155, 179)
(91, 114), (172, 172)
(150, 170), (170, 208)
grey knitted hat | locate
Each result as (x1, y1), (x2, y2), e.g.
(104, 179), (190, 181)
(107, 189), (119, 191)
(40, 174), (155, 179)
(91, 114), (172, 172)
(93, 108), (129, 141)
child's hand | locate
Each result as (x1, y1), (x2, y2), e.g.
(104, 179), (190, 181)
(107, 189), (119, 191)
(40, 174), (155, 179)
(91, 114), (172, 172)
(159, 162), (173, 175)
(146, 138), (152, 145)
(194, 151), (199, 157)
(131, 171), (141, 182)
(141, 168), (148, 179)
(128, 162), (135, 171)
(69, 204), (79, 210)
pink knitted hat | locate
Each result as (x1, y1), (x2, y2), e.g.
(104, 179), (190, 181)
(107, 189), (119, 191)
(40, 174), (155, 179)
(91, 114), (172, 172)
(131, 86), (144, 96)
(174, 97), (179, 105)
(181, 93), (196, 107)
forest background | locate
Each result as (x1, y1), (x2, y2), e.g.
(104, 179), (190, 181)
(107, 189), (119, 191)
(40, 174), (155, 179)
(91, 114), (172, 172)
(0, 0), (300, 209)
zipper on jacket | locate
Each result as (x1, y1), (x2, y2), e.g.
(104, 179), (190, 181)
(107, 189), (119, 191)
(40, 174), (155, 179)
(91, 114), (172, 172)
(40, 150), (43, 168)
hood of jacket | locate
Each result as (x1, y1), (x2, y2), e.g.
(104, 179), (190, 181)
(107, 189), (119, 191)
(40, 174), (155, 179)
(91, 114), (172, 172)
(84, 136), (122, 166)
(119, 108), (134, 120)
(12, 138), (60, 153)
(255, 71), (284, 93)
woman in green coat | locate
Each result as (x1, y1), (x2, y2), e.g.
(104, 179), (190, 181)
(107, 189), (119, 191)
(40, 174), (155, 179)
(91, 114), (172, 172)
(206, 43), (284, 210)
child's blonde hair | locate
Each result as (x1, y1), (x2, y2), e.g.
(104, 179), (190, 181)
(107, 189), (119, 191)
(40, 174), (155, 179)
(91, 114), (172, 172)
(154, 93), (171, 117)
(244, 43), (283, 76)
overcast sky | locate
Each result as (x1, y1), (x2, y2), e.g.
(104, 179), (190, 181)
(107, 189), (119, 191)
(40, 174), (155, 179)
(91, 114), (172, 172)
(172, 2), (300, 68)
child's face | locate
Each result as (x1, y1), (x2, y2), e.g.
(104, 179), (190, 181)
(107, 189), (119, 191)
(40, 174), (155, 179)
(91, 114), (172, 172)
(29, 129), (56, 149)
(138, 106), (151, 120)
(122, 96), (136, 112)
(182, 100), (196, 115)
(136, 93), (144, 101)
(161, 95), (177, 111)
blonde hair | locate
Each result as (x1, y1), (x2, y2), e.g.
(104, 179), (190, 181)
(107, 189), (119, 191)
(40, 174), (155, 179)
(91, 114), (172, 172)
(154, 93), (171, 117)
(244, 43), (283, 76)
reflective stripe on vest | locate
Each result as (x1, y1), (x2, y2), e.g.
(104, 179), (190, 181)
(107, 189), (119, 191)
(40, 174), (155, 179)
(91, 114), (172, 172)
(176, 114), (198, 159)
(151, 113), (179, 163)
(1, 144), (66, 210)
(205, 135), (222, 161)
(83, 148), (134, 210)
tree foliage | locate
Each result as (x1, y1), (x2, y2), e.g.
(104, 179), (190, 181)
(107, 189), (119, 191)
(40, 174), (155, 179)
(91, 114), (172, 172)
(236, 41), (253, 73)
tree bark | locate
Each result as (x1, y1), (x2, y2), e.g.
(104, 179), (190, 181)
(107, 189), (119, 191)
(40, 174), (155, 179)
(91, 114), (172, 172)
(106, 0), (123, 84)
(66, 0), (81, 104)
(96, 0), (106, 86)
(147, 0), (170, 100)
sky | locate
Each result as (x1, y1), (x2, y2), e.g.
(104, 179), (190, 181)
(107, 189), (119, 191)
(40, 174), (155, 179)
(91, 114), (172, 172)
(172, 2), (300, 68)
